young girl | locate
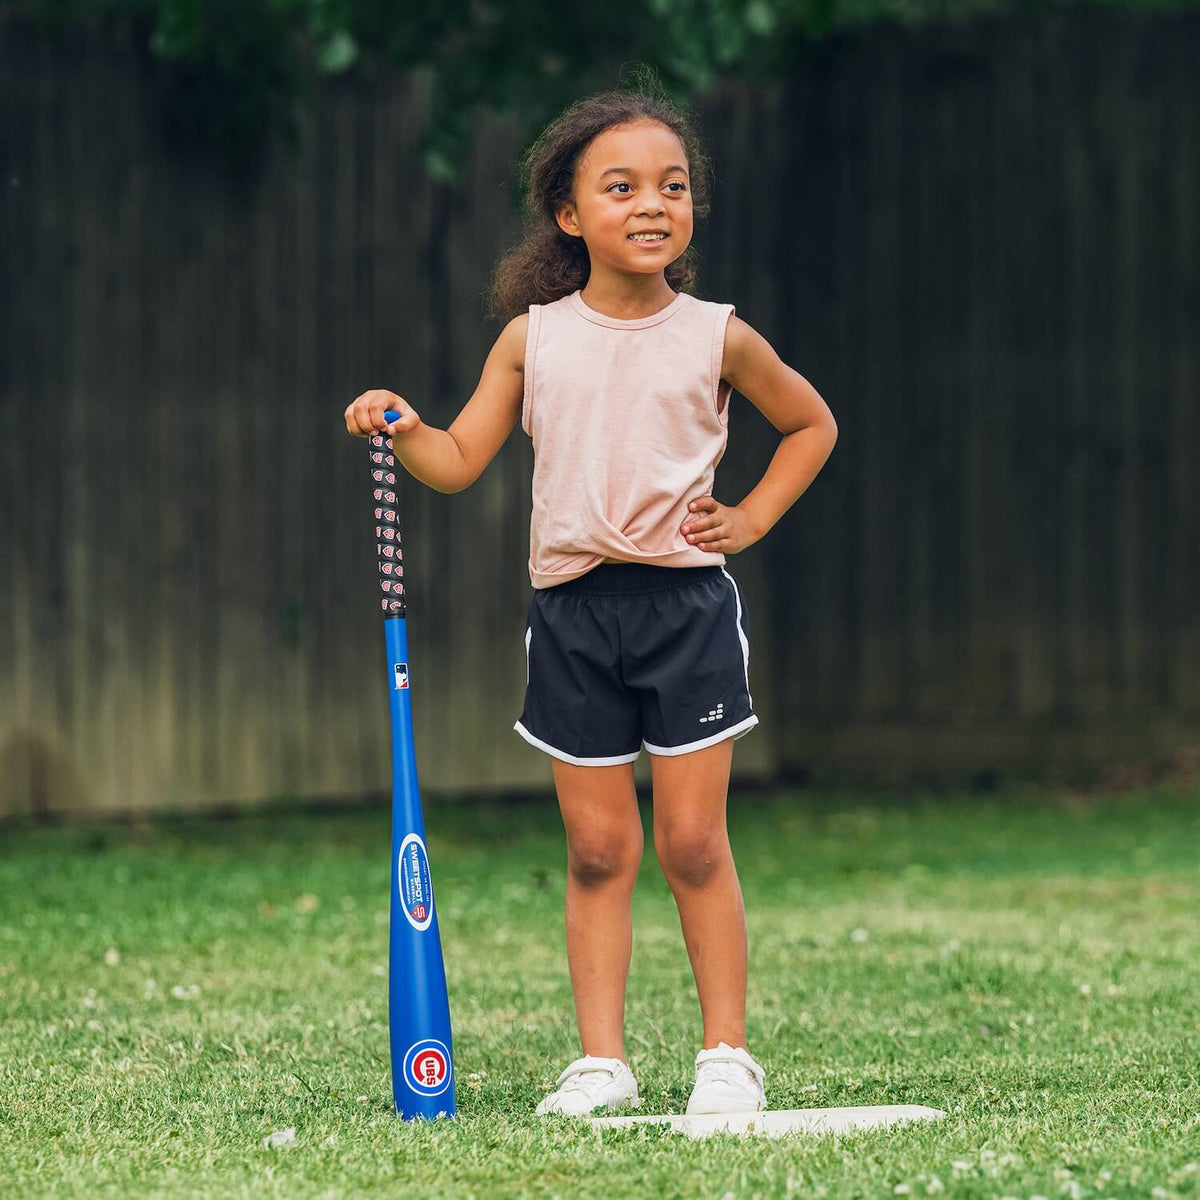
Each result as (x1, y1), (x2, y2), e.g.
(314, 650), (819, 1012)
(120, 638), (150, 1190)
(345, 75), (837, 1117)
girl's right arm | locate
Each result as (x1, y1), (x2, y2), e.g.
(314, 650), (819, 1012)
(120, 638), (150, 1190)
(344, 314), (527, 494)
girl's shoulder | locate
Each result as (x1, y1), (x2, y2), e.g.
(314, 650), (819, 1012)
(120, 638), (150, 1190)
(496, 310), (530, 374)
(687, 291), (734, 308)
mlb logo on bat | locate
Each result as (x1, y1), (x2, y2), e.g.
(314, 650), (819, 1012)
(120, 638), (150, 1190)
(393, 662), (409, 690)
(403, 1039), (451, 1096)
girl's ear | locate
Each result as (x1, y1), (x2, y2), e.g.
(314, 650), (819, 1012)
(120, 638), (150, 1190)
(555, 205), (580, 238)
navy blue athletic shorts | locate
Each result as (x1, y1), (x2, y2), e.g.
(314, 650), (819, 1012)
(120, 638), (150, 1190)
(514, 562), (757, 766)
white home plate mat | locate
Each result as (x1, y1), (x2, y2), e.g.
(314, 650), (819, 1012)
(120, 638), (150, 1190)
(590, 1104), (946, 1139)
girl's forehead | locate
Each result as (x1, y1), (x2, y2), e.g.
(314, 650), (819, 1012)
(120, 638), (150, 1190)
(580, 121), (688, 178)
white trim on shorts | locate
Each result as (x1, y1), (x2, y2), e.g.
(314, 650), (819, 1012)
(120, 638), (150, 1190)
(719, 566), (753, 708)
(513, 720), (642, 766)
(643, 713), (759, 757)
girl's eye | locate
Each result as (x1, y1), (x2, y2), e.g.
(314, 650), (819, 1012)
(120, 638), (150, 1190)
(607, 181), (687, 194)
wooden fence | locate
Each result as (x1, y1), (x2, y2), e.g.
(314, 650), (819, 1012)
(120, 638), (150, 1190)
(1, 12), (1197, 817)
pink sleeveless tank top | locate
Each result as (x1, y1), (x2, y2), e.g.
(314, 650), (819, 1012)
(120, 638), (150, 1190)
(521, 287), (736, 589)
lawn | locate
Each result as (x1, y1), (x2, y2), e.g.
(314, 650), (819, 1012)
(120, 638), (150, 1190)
(1, 783), (1197, 1198)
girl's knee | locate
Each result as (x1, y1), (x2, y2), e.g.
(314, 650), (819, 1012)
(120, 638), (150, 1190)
(553, 760), (643, 887)
(565, 814), (644, 887)
(654, 824), (728, 889)
(567, 833), (643, 887)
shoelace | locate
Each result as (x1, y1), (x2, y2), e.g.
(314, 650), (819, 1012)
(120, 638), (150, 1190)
(560, 1069), (611, 1093)
(556, 1060), (619, 1093)
(695, 1056), (762, 1091)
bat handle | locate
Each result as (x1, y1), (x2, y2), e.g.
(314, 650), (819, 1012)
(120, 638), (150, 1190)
(370, 411), (406, 619)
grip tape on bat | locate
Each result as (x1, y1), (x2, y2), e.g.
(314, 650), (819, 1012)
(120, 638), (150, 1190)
(370, 410), (405, 619)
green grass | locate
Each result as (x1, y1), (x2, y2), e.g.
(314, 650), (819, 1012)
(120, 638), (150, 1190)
(1, 784), (1197, 1198)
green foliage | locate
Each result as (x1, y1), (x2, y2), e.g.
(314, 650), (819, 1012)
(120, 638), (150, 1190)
(5, 0), (1199, 182)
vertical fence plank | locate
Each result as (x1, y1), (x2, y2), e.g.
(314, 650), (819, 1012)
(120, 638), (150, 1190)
(908, 36), (948, 720)
(826, 34), (864, 728)
(65, 32), (99, 807)
(1009, 22), (1060, 721)
(0, 22), (36, 813)
(1165, 28), (1199, 714)
(1063, 24), (1118, 720)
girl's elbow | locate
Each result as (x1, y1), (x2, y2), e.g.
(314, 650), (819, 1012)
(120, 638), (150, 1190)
(445, 465), (478, 493)
(818, 411), (838, 448)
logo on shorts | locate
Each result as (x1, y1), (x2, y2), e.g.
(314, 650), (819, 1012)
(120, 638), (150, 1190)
(403, 1039), (452, 1095)
(699, 702), (725, 724)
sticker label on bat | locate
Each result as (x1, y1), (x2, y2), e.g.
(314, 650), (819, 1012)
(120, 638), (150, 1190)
(398, 833), (433, 931)
(402, 1038), (452, 1095)
(393, 662), (409, 690)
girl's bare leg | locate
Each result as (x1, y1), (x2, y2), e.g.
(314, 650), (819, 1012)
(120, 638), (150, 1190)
(552, 758), (644, 1061)
(651, 737), (747, 1049)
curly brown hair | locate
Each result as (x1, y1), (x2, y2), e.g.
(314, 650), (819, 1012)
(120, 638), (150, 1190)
(485, 63), (714, 325)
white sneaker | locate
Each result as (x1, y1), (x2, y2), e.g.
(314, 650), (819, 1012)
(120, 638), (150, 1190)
(535, 1054), (639, 1116)
(685, 1041), (767, 1115)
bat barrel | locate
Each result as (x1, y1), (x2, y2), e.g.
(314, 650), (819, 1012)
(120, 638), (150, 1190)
(384, 615), (456, 1119)
(370, 410), (405, 619)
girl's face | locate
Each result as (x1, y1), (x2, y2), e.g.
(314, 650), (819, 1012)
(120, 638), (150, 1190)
(556, 119), (693, 276)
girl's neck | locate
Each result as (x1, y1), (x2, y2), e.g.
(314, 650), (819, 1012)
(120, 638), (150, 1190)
(579, 276), (677, 321)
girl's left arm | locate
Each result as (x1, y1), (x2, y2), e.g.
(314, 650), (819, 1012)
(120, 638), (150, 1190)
(681, 315), (837, 554)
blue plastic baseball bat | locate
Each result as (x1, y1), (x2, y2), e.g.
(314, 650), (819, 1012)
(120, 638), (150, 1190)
(369, 410), (456, 1119)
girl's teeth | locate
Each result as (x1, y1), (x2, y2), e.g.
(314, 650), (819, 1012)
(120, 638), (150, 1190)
(630, 233), (666, 241)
